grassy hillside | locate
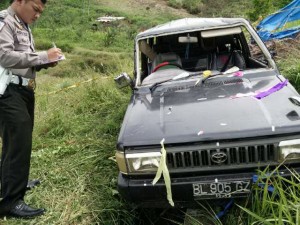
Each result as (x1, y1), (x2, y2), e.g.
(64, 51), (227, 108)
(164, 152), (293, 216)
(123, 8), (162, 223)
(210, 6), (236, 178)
(0, 0), (299, 224)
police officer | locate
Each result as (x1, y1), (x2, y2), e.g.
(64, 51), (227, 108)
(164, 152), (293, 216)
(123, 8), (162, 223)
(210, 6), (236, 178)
(0, 0), (62, 218)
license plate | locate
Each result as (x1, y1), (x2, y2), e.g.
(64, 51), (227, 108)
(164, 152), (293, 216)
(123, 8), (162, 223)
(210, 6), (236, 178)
(193, 180), (251, 199)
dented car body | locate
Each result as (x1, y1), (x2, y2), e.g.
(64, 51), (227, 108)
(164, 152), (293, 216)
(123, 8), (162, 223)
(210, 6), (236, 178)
(115, 18), (300, 208)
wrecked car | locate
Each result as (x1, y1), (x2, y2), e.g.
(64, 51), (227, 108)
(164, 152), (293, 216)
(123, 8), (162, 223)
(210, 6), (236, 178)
(114, 18), (300, 208)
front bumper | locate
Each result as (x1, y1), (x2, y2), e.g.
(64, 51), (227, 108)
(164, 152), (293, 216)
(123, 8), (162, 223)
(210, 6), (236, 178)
(118, 167), (300, 208)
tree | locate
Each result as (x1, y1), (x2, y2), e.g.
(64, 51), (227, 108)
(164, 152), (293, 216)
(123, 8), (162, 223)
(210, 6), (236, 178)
(248, 0), (273, 22)
(248, 0), (293, 22)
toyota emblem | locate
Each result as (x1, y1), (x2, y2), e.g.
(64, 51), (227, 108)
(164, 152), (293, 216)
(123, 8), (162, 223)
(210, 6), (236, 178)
(211, 152), (227, 164)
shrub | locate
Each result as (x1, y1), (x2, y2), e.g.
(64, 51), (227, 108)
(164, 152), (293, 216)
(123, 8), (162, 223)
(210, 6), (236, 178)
(248, 0), (293, 22)
(239, 167), (300, 225)
(183, 0), (203, 14)
(168, 0), (183, 9)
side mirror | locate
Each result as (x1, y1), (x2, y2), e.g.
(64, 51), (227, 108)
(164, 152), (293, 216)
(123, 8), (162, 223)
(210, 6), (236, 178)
(114, 72), (134, 89)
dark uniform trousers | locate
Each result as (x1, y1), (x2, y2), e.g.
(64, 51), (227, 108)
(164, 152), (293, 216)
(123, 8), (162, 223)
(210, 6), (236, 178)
(0, 84), (34, 212)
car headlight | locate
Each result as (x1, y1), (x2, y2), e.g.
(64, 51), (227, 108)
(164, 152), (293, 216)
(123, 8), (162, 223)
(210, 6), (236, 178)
(279, 139), (300, 162)
(116, 151), (161, 175)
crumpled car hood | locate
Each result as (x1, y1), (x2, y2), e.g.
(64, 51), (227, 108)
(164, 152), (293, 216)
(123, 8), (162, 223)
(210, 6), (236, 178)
(118, 75), (300, 147)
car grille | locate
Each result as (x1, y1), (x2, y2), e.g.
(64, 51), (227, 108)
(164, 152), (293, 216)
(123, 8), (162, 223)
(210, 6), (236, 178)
(166, 144), (278, 169)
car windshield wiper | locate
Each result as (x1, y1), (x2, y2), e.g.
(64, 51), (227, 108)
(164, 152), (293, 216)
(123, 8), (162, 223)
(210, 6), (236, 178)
(200, 71), (222, 84)
(149, 71), (202, 92)
(194, 70), (222, 85)
(149, 68), (236, 91)
(149, 71), (188, 92)
(199, 67), (240, 84)
(149, 80), (170, 92)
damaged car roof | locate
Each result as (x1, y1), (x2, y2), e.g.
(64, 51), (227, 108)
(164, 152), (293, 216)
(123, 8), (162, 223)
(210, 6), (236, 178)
(136, 18), (250, 39)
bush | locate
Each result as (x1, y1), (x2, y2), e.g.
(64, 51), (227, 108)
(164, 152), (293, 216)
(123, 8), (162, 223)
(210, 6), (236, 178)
(247, 0), (273, 21)
(183, 0), (203, 14)
(248, 0), (293, 22)
(239, 167), (300, 225)
(168, 0), (203, 14)
(283, 64), (300, 90)
(168, 0), (183, 9)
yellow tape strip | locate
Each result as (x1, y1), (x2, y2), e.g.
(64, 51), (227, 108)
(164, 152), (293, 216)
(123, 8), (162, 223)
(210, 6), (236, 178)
(152, 138), (174, 207)
(37, 76), (108, 96)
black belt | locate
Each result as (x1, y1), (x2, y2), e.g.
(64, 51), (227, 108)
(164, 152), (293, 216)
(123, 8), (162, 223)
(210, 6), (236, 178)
(10, 75), (36, 90)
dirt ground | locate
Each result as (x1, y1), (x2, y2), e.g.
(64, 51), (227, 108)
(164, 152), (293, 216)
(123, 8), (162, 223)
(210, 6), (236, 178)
(275, 34), (300, 59)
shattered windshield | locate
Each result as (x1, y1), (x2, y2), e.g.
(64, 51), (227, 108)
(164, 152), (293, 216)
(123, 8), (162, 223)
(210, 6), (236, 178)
(137, 25), (271, 87)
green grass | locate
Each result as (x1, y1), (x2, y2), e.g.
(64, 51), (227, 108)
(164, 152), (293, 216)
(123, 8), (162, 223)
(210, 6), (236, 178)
(167, 0), (252, 17)
(1, 0), (300, 224)
(274, 20), (300, 32)
(1, 66), (133, 224)
(237, 166), (300, 225)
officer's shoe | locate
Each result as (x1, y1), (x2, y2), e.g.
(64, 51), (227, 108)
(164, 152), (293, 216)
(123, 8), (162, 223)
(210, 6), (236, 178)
(6, 200), (45, 218)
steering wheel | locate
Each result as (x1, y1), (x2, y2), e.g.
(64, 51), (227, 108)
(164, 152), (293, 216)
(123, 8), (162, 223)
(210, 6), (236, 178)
(152, 61), (182, 73)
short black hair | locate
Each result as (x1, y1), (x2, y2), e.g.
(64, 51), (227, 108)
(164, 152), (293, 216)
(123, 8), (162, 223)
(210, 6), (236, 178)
(10, 0), (47, 4)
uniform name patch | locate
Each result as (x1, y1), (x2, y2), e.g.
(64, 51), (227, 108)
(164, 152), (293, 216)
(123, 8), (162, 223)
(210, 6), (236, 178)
(0, 21), (5, 31)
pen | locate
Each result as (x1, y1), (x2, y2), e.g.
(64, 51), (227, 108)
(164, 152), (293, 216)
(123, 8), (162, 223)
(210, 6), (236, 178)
(52, 42), (56, 48)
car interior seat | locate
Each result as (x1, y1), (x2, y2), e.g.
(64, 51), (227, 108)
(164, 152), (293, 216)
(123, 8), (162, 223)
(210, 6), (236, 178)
(212, 35), (246, 72)
(151, 52), (182, 73)
(200, 37), (217, 70)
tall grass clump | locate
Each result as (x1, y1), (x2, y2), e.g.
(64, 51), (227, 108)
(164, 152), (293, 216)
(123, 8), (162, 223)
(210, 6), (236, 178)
(238, 166), (300, 225)
(283, 64), (300, 90)
(274, 39), (300, 90)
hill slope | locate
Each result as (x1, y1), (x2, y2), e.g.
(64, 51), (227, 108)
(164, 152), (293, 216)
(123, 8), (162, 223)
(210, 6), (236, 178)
(0, 0), (299, 225)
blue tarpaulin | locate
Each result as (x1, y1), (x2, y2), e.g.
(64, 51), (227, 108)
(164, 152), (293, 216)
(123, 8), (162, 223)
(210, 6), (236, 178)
(257, 0), (300, 41)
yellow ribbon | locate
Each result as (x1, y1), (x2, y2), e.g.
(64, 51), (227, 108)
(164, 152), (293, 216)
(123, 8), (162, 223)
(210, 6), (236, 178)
(37, 76), (108, 96)
(152, 138), (174, 207)
(195, 70), (212, 85)
(203, 70), (212, 78)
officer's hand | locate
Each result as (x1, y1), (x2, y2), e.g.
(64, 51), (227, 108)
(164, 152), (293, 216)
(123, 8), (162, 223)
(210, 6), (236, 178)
(47, 47), (62, 62)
